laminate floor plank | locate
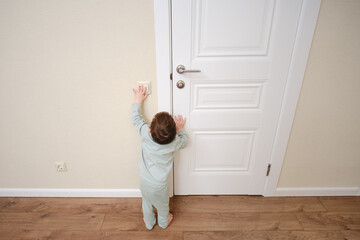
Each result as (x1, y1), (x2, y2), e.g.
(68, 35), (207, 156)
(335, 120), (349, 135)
(101, 212), (302, 232)
(0, 230), (103, 240)
(0, 197), (141, 214)
(101, 231), (183, 240)
(296, 212), (360, 230)
(170, 195), (326, 213)
(101, 212), (144, 231)
(183, 230), (360, 240)
(0, 230), (183, 240)
(0, 212), (105, 231)
(0, 199), (8, 210)
(318, 196), (360, 212)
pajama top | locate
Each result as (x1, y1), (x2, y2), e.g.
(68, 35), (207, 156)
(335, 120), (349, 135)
(132, 103), (188, 187)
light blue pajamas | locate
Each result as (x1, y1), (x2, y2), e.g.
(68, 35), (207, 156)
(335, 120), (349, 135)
(132, 103), (188, 229)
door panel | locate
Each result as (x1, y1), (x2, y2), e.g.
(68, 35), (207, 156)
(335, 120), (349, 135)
(193, 0), (274, 57)
(193, 131), (254, 172)
(193, 83), (262, 109)
(173, 0), (303, 195)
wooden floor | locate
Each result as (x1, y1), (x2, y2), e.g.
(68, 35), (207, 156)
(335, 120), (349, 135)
(0, 196), (359, 239)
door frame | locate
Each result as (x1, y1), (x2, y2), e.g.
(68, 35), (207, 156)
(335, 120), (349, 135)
(153, 0), (322, 196)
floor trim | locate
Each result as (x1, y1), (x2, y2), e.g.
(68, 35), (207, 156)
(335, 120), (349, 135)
(0, 188), (141, 197)
(1, 187), (357, 197)
(274, 187), (359, 196)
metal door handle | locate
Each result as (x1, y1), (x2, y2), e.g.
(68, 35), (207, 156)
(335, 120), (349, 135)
(176, 65), (201, 74)
(176, 80), (185, 89)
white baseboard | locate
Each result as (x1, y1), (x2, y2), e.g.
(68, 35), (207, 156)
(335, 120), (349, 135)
(1, 187), (358, 197)
(274, 187), (359, 196)
(0, 188), (141, 197)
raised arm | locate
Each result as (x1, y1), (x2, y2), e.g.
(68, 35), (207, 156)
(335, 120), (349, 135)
(132, 85), (149, 135)
(176, 129), (188, 149)
(132, 103), (147, 134)
(174, 115), (188, 149)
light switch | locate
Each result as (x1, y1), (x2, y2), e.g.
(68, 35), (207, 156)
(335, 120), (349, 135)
(137, 82), (152, 95)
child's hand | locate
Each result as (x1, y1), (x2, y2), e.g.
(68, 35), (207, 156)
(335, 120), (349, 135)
(133, 85), (149, 104)
(174, 115), (186, 131)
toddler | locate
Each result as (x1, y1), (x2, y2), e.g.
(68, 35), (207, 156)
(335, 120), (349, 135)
(132, 85), (188, 230)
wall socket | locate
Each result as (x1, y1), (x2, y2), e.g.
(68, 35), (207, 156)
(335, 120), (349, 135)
(137, 82), (151, 94)
(55, 162), (67, 172)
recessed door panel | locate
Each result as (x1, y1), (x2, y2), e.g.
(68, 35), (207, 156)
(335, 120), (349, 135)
(193, 0), (275, 57)
(193, 83), (263, 109)
(193, 131), (254, 172)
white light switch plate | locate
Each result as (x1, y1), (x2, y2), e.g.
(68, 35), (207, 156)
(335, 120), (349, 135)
(137, 82), (151, 94)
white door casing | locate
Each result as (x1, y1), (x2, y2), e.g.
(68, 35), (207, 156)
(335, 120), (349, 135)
(154, 0), (321, 196)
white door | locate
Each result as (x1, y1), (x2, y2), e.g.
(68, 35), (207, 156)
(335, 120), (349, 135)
(172, 0), (304, 195)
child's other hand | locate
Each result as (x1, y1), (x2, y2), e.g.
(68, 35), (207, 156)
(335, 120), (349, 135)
(133, 85), (149, 104)
(174, 115), (186, 131)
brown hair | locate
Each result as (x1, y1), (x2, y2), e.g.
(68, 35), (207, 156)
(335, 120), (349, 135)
(150, 112), (176, 145)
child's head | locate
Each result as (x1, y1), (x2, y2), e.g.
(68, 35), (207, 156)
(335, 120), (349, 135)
(150, 112), (176, 145)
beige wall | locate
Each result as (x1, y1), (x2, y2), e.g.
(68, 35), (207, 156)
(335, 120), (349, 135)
(278, 0), (360, 188)
(1, 0), (359, 191)
(0, 0), (157, 188)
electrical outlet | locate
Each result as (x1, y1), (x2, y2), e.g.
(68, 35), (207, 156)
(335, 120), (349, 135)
(137, 82), (151, 94)
(55, 162), (67, 172)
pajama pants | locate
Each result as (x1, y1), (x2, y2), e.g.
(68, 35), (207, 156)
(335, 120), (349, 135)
(140, 178), (170, 229)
